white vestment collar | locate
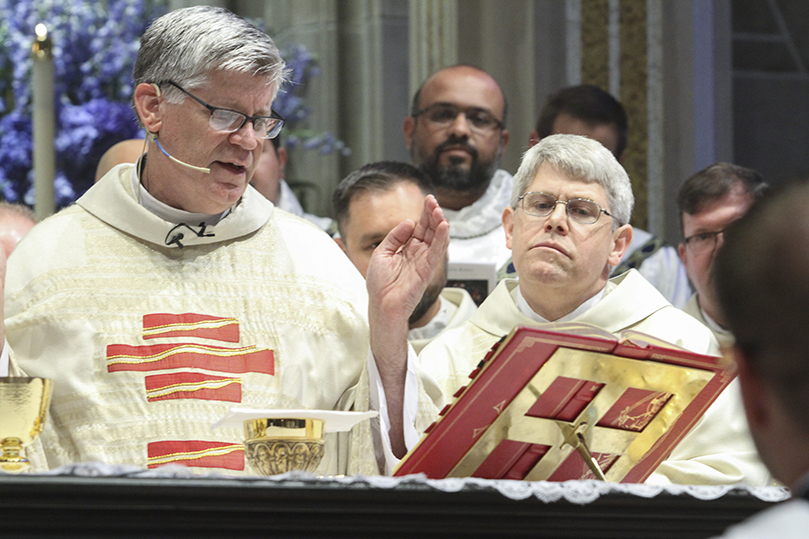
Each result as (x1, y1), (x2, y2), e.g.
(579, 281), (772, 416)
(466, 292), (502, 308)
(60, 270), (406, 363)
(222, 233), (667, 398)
(516, 285), (606, 323)
(77, 162), (273, 249)
(135, 170), (227, 227)
(470, 270), (670, 338)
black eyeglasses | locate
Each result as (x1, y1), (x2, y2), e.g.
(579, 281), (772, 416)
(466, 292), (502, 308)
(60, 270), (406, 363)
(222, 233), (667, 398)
(164, 81), (285, 139)
(682, 229), (726, 255)
(517, 192), (617, 225)
(412, 103), (503, 133)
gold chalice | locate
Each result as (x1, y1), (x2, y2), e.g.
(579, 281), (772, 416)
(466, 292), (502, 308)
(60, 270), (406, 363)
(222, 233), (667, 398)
(0, 377), (53, 473)
(243, 417), (325, 475)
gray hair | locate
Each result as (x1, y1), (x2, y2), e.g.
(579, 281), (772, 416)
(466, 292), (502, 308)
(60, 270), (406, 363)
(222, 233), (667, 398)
(511, 134), (634, 227)
(133, 6), (288, 105)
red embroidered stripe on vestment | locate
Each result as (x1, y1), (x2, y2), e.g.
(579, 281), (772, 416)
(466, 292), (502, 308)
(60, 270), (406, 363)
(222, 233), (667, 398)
(144, 372), (242, 403)
(142, 313), (240, 342)
(106, 343), (274, 375)
(147, 440), (244, 470)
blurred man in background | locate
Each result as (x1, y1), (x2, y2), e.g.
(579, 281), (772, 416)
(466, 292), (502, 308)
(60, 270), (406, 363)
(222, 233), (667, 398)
(677, 162), (766, 347)
(95, 138), (146, 182)
(251, 136), (333, 232)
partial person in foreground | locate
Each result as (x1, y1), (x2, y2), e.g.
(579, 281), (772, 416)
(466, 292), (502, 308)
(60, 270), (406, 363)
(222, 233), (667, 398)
(521, 84), (691, 308)
(677, 162), (766, 347)
(712, 181), (809, 537)
(5, 6), (446, 475)
(0, 202), (35, 376)
(333, 161), (477, 355)
(417, 134), (769, 485)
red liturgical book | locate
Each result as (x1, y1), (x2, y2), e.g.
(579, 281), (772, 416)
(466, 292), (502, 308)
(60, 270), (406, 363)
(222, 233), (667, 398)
(394, 324), (734, 482)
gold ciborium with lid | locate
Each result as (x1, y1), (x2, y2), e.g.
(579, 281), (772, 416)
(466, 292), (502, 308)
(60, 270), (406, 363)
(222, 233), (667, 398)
(0, 377), (53, 473)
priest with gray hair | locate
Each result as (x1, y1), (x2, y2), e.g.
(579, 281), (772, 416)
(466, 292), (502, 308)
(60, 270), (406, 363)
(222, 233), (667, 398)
(416, 134), (769, 486)
(4, 5), (446, 475)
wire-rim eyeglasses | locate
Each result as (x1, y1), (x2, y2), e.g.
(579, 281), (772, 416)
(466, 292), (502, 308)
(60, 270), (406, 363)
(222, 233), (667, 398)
(163, 81), (285, 139)
(517, 191), (618, 225)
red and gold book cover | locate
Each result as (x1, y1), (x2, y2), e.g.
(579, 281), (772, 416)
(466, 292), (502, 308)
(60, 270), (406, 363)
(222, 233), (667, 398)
(394, 325), (734, 482)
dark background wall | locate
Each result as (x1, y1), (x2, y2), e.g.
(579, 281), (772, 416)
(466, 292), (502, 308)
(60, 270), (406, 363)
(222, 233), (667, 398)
(732, 0), (809, 186)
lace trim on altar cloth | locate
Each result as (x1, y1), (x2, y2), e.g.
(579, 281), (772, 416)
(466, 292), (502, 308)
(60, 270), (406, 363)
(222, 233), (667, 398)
(24, 462), (792, 505)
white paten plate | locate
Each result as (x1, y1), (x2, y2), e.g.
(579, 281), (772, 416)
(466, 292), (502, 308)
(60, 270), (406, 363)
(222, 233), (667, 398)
(212, 408), (378, 433)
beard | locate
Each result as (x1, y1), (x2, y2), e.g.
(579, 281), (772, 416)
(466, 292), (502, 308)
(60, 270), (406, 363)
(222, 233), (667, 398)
(409, 258), (449, 326)
(414, 135), (500, 192)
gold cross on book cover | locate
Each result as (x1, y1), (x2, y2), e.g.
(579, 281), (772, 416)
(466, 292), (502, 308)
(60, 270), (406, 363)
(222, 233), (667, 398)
(394, 324), (734, 482)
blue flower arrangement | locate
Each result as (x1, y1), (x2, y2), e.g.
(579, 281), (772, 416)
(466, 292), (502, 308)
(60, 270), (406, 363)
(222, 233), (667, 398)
(0, 0), (346, 208)
(275, 43), (350, 157)
(0, 0), (164, 206)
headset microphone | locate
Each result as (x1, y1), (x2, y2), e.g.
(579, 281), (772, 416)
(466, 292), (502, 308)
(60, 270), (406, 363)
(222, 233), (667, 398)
(151, 135), (211, 174)
(148, 84), (210, 174)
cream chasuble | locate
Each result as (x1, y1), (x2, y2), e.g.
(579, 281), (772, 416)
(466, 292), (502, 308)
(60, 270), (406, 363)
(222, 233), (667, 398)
(418, 270), (771, 486)
(5, 163), (391, 475)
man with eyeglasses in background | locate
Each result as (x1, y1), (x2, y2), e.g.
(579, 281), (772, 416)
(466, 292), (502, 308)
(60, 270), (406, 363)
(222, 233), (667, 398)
(677, 163), (766, 347)
(415, 134), (770, 485)
(403, 65), (512, 271)
(4, 6), (447, 475)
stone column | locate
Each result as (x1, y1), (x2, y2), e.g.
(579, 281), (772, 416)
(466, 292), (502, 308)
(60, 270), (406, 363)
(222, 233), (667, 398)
(455, 0), (537, 172)
(408, 0), (458, 97)
(578, 0), (651, 231)
(339, 1), (411, 172)
(252, 0), (342, 218)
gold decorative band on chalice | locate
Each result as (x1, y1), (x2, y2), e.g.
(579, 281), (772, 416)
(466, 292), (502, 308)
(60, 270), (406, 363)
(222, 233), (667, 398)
(0, 377), (53, 473)
(243, 418), (325, 476)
